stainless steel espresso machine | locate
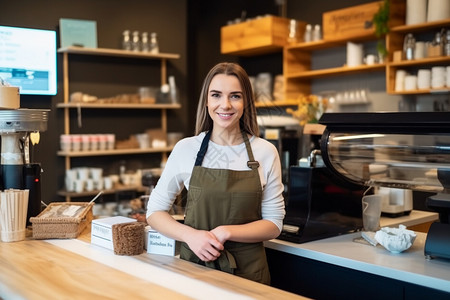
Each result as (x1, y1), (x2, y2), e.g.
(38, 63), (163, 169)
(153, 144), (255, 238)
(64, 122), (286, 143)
(317, 112), (450, 260)
(0, 86), (49, 225)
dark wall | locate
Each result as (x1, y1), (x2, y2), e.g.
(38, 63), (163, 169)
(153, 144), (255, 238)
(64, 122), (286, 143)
(1, 0), (377, 204)
(0, 0), (188, 203)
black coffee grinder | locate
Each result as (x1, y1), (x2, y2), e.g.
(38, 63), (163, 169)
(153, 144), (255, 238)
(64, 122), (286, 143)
(0, 86), (49, 226)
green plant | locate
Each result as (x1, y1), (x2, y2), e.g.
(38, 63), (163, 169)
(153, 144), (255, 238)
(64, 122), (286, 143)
(373, 0), (390, 58)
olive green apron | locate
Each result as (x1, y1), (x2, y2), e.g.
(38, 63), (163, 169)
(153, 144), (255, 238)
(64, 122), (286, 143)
(180, 130), (271, 285)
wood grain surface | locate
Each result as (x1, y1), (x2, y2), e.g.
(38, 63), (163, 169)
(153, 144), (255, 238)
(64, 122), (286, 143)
(0, 239), (190, 300)
(0, 227), (308, 299)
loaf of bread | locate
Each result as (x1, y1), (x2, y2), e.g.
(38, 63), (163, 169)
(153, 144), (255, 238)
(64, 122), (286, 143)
(112, 221), (145, 256)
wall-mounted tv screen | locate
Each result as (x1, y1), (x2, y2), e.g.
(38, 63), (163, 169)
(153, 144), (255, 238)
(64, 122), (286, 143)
(0, 25), (57, 95)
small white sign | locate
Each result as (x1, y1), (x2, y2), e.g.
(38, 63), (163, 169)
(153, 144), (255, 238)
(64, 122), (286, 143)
(145, 227), (180, 256)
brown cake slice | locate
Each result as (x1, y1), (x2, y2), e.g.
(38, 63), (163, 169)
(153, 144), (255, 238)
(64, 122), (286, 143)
(112, 221), (145, 255)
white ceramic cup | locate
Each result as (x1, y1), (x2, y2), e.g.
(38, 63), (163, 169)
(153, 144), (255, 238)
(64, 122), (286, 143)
(85, 179), (94, 192)
(364, 54), (377, 65)
(404, 75), (418, 91)
(73, 179), (85, 193)
(417, 69), (431, 89)
(395, 70), (407, 91)
(103, 176), (113, 190)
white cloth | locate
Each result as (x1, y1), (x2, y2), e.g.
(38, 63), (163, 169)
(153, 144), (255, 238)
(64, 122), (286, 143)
(146, 131), (286, 231)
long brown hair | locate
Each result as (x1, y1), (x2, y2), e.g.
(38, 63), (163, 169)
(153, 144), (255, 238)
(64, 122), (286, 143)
(195, 62), (259, 136)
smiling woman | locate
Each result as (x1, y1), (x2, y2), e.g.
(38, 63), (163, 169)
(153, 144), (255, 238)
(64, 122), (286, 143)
(146, 62), (285, 285)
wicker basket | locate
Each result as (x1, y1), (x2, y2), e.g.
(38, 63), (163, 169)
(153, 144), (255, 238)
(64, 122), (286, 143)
(30, 202), (94, 239)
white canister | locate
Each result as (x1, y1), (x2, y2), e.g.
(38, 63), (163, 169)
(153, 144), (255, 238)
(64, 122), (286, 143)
(395, 70), (407, 92)
(447, 66), (450, 87)
(417, 69), (431, 89)
(404, 75), (418, 91)
(427, 0), (450, 22)
(414, 41), (426, 60)
(431, 66), (446, 88)
(346, 42), (363, 67)
(406, 0), (427, 25)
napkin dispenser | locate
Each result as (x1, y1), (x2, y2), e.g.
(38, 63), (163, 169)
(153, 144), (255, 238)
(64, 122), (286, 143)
(318, 112), (450, 260)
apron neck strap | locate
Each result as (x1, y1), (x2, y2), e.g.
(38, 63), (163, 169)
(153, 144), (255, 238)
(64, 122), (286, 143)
(242, 131), (260, 170)
(194, 130), (212, 166)
(194, 130), (260, 169)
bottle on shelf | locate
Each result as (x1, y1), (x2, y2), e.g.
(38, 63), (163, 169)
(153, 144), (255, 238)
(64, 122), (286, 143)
(141, 32), (150, 52)
(403, 33), (415, 60)
(288, 19), (299, 44)
(445, 29), (450, 56)
(122, 30), (132, 51)
(304, 24), (312, 42)
(313, 24), (322, 41)
(131, 30), (140, 52)
(149, 32), (159, 54)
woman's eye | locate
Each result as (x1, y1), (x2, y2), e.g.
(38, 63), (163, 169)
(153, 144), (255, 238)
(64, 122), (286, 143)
(231, 94), (242, 99)
(210, 93), (220, 98)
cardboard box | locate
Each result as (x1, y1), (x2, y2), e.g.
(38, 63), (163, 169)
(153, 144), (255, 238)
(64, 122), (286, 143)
(91, 216), (136, 250)
(145, 226), (180, 256)
(221, 16), (299, 56)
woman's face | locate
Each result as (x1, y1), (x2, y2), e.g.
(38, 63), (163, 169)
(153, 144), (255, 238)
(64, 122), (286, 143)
(207, 74), (244, 132)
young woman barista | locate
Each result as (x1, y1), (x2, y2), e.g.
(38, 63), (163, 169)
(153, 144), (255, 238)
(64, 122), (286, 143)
(146, 62), (285, 285)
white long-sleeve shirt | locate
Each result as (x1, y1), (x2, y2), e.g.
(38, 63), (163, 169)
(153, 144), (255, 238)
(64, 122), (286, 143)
(146, 131), (286, 231)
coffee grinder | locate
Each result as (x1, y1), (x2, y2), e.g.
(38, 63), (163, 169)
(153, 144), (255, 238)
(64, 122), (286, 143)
(0, 85), (49, 225)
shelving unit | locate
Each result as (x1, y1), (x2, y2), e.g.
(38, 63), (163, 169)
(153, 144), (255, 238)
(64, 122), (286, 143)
(283, 32), (387, 99)
(57, 46), (181, 201)
(281, 0), (407, 100)
(386, 19), (450, 94)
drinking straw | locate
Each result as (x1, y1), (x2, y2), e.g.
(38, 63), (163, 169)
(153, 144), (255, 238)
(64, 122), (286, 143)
(0, 192), (5, 232)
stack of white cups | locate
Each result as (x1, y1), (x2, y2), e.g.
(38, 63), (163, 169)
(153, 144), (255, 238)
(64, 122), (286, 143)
(431, 66), (446, 89)
(447, 67), (450, 88)
(404, 75), (418, 91)
(417, 69), (431, 89)
(395, 70), (407, 91)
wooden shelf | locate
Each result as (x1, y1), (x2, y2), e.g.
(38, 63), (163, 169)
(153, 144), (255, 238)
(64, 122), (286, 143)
(58, 147), (174, 157)
(255, 100), (300, 107)
(390, 19), (450, 34)
(287, 63), (386, 79)
(58, 46), (180, 59)
(389, 88), (450, 95)
(388, 56), (450, 67)
(286, 32), (378, 52)
(57, 102), (181, 109)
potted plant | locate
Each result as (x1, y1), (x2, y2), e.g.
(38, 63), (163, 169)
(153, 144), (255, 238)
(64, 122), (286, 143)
(373, 0), (390, 61)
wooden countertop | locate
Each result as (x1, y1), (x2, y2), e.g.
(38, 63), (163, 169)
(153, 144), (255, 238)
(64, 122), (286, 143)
(0, 227), (308, 300)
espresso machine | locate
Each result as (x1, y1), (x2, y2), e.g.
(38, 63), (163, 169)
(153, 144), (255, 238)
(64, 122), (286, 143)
(317, 112), (450, 260)
(0, 85), (49, 225)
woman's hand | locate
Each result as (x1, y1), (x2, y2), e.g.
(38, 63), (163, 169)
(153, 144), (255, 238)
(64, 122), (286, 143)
(184, 229), (224, 262)
(210, 226), (231, 244)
